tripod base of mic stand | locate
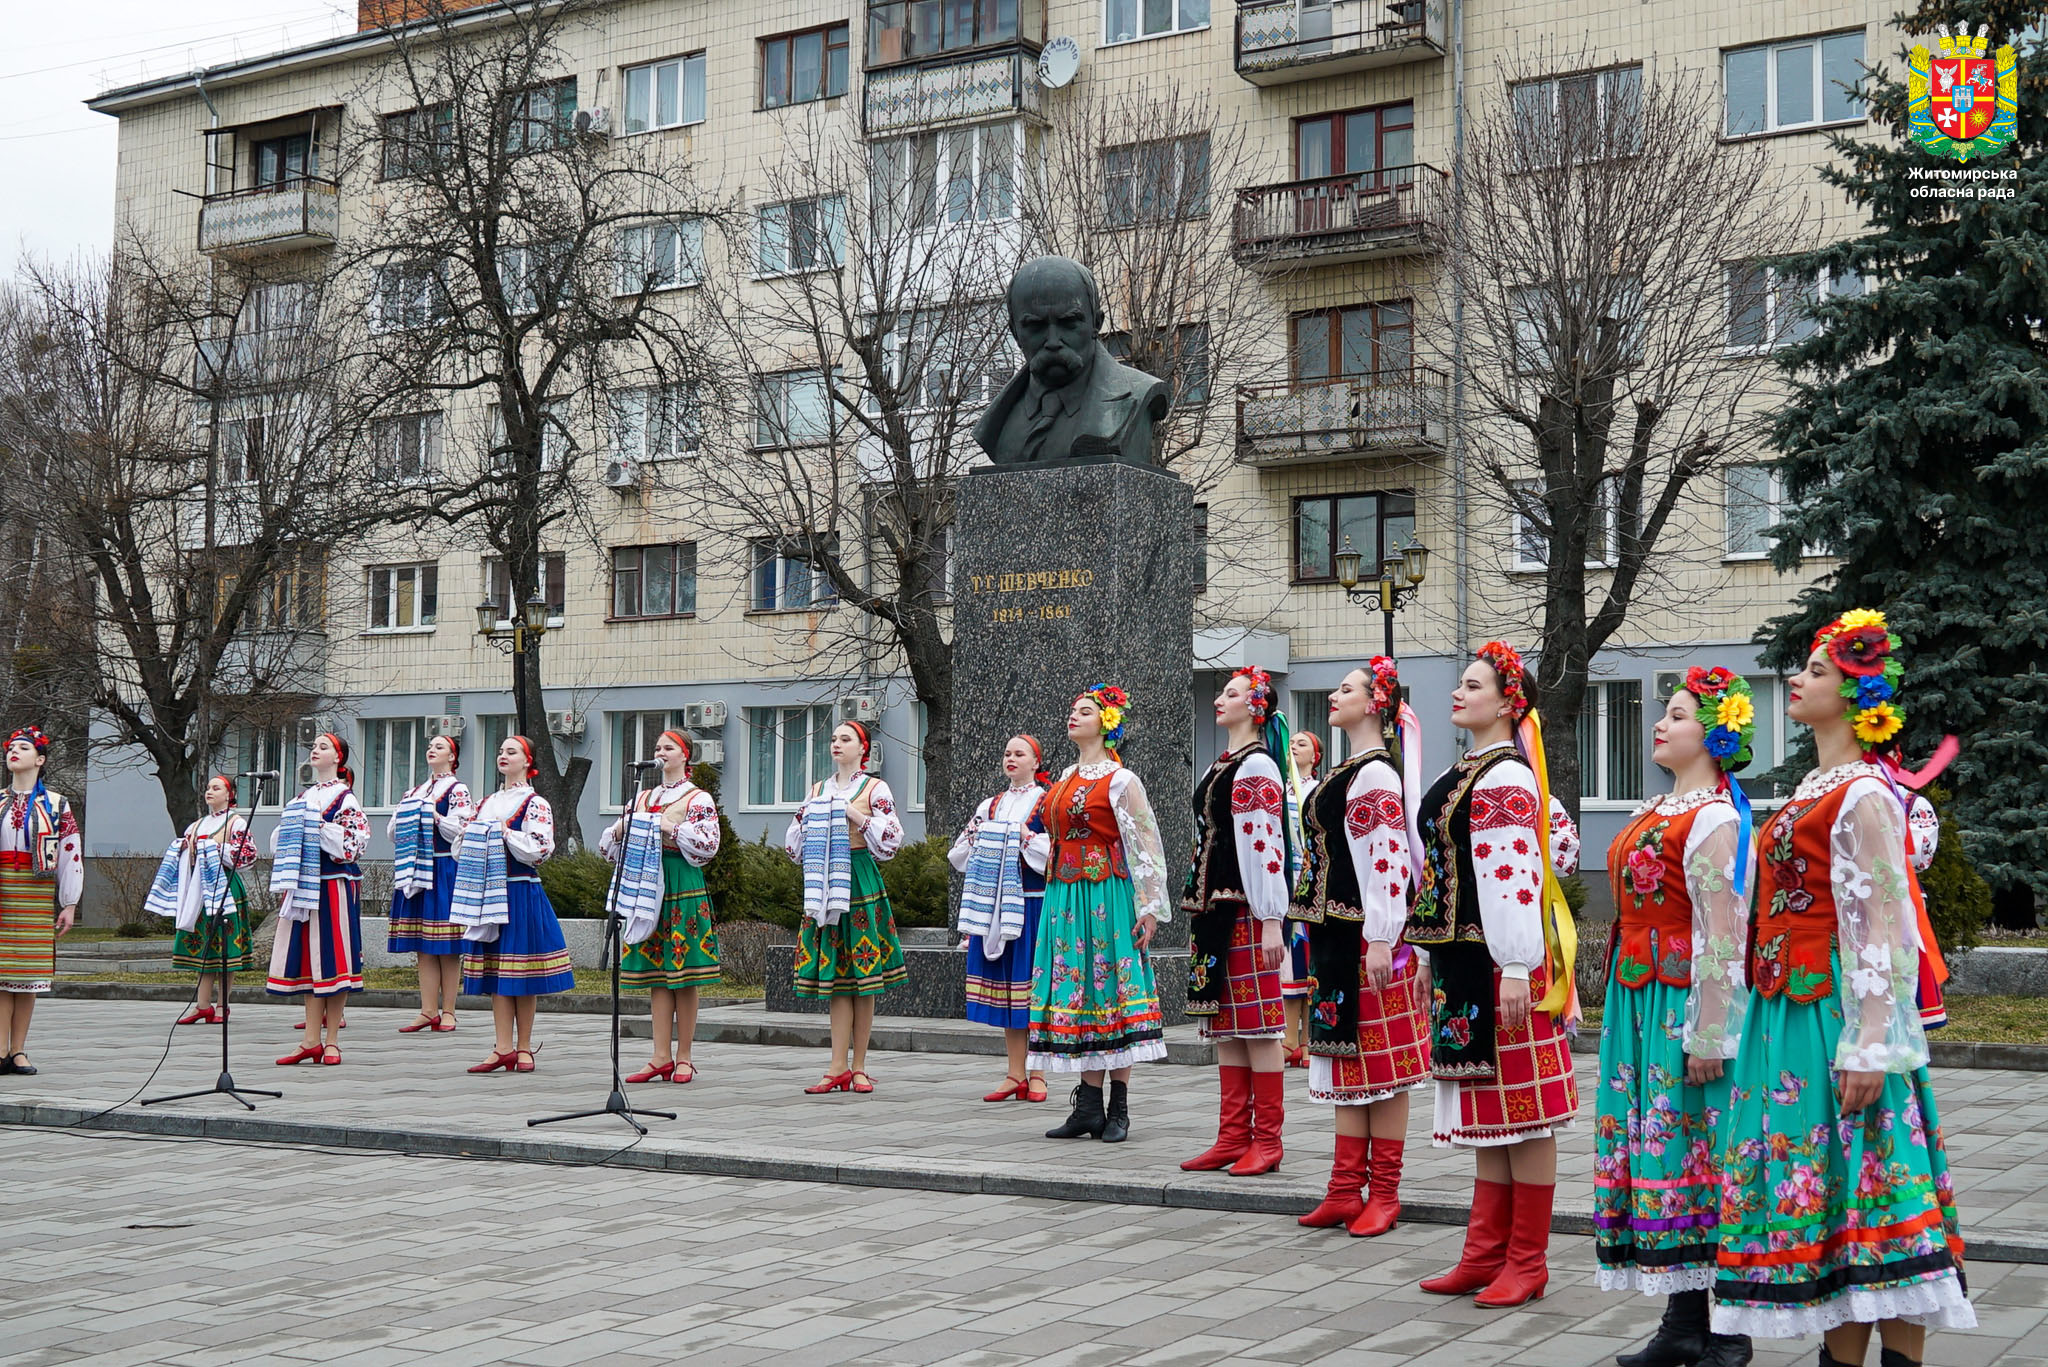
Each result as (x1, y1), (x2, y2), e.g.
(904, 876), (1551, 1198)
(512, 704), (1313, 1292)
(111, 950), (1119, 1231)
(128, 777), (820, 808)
(143, 1071), (284, 1111)
(528, 1089), (675, 1135)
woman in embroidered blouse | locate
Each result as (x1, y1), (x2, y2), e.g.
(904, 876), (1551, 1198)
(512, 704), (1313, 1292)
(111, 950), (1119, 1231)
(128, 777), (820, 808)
(459, 735), (575, 1074)
(1597, 669), (1757, 1367)
(1293, 658), (1431, 1237)
(1034, 684), (1172, 1146)
(1282, 730), (1323, 1070)
(1412, 643), (1582, 1308)
(949, 734), (1051, 1103)
(386, 735), (473, 1034)
(1180, 667), (1296, 1177)
(1713, 612), (1974, 1365)
(0, 726), (82, 1077)
(171, 775), (261, 1026)
(271, 732), (370, 1066)
(599, 729), (722, 1085)
(783, 721), (906, 1095)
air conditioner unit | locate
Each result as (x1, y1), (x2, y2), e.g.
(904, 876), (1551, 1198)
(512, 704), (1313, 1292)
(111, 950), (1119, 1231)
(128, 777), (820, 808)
(1653, 671), (1684, 701)
(426, 715), (466, 738)
(297, 761), (316, 788)
(546, 709), (585, 739)
(861, 749), (884, 775)
(602, 455), (640, 490)
(295, 718), (319, 746)
(685, 701), (727, 730)
(574, 106), (611, 137)
(692, 737), (725, 766)
(837, 695), (879, 724)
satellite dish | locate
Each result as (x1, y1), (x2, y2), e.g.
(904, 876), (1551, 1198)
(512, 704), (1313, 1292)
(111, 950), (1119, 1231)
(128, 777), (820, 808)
(1038, 36), (1081, 89)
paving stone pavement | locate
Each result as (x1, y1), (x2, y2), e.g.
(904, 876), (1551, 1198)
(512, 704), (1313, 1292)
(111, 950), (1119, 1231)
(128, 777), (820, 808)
(3, 998), (2045, 1251)
(2, 1126), (2044, 1367)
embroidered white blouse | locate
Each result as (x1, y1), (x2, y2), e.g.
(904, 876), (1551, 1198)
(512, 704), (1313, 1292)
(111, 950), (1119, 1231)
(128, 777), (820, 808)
(0, 785), (84, 907)
(466, 786), (555, 866)
(782, 773), (906, 862)
(385, 774), (473, 847)
(1222, 748), (1290, 924)
(1052, 761), (1173, 925)
(1342, 755), (1413, 948)
(182, 810), (259, 871)
(947, 783), (1052, 875)
(598, 779), (722, 868)
(272, 779), (369, 865)
(1621, 786), (1753, 1059)
(1462, 745), (1581, 981)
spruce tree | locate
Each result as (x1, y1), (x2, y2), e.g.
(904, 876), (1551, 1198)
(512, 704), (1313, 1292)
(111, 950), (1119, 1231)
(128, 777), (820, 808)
(1758, 0), (2048, 905)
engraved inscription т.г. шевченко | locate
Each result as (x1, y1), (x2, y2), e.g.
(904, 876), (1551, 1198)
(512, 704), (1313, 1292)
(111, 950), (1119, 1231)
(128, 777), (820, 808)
(967, 568), (1096, 624)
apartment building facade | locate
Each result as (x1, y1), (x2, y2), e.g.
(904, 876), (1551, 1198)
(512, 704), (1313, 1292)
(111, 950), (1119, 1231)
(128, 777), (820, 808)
(80, 0), (1900, 887)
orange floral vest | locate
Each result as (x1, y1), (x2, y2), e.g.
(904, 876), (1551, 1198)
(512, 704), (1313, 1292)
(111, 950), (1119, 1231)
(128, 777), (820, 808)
(1605, 803), (1705, 991)
(1751, 780), (1853, 1003)
(1046, 770), (1128, 883)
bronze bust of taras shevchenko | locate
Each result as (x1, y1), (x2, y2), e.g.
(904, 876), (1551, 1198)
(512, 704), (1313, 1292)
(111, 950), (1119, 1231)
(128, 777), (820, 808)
(973, 255), (1172, 469)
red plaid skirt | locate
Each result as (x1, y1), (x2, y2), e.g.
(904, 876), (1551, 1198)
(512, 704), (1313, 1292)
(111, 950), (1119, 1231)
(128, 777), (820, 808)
(1195, 899), (1286, 1039)
(1431, 967), (1578, 1147)
(1307, 950), (1431, 1104)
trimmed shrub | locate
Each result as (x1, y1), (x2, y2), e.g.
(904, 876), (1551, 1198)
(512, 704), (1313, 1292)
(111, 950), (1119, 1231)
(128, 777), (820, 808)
(880, 836), (952, 928)
(710, 834), (804, 931)
(538, 848), (615, 918)
(1919, 785), (1993, 955)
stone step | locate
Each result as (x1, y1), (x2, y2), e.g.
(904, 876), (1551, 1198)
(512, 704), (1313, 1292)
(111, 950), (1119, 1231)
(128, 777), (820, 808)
(63, 939), (175, 957)
(764, 941), (1191, 1023)
(58, 957), (178, 974)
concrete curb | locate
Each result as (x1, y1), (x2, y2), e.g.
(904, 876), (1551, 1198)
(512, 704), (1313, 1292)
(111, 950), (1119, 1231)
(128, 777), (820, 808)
(628, 1013), (1218, 1065)
(48, 981), (757, 1019)
(3, 1098), (2039, 1263)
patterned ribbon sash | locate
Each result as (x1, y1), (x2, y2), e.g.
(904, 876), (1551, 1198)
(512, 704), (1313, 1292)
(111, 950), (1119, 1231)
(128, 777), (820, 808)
(611, 810), (666, 947)
(450, 818), (509, 944)
(390, 789), (438, 896)
(799, 788), (853, 927)
(958, 815), (1026, 959)
(268, 799), (323, 924)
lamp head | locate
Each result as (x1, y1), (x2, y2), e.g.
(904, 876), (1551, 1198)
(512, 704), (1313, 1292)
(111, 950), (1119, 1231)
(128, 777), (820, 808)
(1402, 538), (1429, 586)
(474, 599), (498, 635)
(522, 593), (549, 632)
(1333, 538), (1362, 591)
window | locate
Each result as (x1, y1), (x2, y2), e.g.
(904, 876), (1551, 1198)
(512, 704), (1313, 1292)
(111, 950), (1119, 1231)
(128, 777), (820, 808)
(754, 370), (832, 448)
(1511, 65), (1643, 165)
(611, 543), (697, 619)
(1295, 103), (1414, 180)
(497, 242), (569, 315)
(478, 714), (515, 773)
(1291, 691), (1353, 767)
(1724, 464), (1828, 560)
(367, 563), (438, 631)
(867, 307), (1013, 413)
(609, 709), (689, 807)
(758, 195), (847, 274)
(1509, 278), (1645, 374)
(1724, 262), (1861, 352)
(1730, 675), (1799, 800)
(873, 123), (1020, 232)
(745, 704), (835, 807)
(218, 413), (268, 485)
(361, 717), (429, 808)
(1192, 503), (1209, 593)
(1104, 0), (1209, 44)
(370, 412), (441, 483)
(611, 382), (702, 460)
(1104, 323), (1210, 406)
(868, 0), (1022, 63)
(252, 133), (313, 187)
(1578, 681), (1645, 803)
(912, 702), (930, 809)
(488, 400), (572, 473)
(1291, 303), (1411, 382)
(371, 260), (447, 333)
(505, 78), (577, 154)
(1511, 476), (1630, 571)
(484, 552), (566, 625)
(1725, 32), (1864, 137)
(617, 218), (704, 294)
(219, 724), (292, 807)
(381, 104), (451, 179)
(750, 538), (838, 612)
(238, 547), (325, 631)
(1293, 491), (1417, 584)
(762, 23), (849, 107)
(623, 52), (707, 133)
(1102, 135), (1210, 225)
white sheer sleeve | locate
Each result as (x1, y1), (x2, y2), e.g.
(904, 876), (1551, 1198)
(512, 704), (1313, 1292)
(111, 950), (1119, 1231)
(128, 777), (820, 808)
(783, 803), (806, 864)
(1347, 758), (1412, 945)
(672, 789), (722, 867)
(1547, 796), (1581, 878)
(1831, 780), (1929, 1074)
(1109, 766), (1172, 925)
(502, 795), (556, 866)
(1681, 803), (1749, 1059)
(1907, 793), (1939, 873)
(861, 780), (905, 860)
(435, 782), (474, 843)
(1468, 763), (1547, 978)
(1231, 752), (1290, 923)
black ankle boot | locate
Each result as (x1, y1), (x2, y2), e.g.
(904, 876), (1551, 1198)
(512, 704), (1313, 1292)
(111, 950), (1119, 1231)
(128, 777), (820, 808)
(1877, 1349), (1920, 1367)
(1101, 1080), (1130, 1144)
(1696, 1334), (1752, 1367)
(1046, 1081), (1105, 1139)
(1818, 1348), (1853, 1367)
(1615, 1290), (1709, 1367)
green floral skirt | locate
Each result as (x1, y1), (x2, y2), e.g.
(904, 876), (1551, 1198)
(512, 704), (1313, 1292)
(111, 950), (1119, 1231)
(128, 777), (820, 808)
(621, 850), (721, 990)
(169, 871), (256, 973)
(793, 851), (905, 999)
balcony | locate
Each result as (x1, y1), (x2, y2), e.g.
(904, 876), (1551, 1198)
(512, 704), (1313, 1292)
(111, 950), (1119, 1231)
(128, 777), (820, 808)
(864, 45), (1043, 133)
(197, 179), (340, 258)
(1233, 164), (1444, 270)
(1235, 0), (1446, 85)
(1236, 367), (1447, 469)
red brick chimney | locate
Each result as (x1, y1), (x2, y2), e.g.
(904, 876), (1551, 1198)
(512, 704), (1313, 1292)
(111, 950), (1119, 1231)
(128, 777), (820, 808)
(358, 0), (501, 30)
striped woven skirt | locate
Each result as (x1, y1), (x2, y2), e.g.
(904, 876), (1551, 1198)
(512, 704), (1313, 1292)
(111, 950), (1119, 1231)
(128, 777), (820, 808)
(0, 853), (57, 993)
(621, 850), (721, 990)
(965, 891), (1042, 1030)
(387, 854), (463, 956)
(266, 876), (364, 997)
(461, 877), (575, 997)
(793, 851), (905, 999)
(170, 870), (256, 974)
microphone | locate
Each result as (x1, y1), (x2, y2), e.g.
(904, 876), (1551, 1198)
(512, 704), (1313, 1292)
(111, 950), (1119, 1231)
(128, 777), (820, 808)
(626, 759), (663, 771)
(237, 769), (281, 782)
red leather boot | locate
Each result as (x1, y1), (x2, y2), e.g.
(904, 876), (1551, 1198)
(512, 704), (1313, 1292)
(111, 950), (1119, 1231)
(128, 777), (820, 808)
(1180, 1064), (1252, 1171)
(1419, 1178), (1513, 1294)
(1230, 1069), (1286, 1175)
(1298, 1133), (1368, 1227)
(1347, 1137), (1405, 1237)
(1474, 1181), (1553, 1307)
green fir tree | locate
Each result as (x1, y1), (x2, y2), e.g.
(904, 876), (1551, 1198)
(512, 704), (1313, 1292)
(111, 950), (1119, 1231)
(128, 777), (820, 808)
(1757, 0), (2048, 900)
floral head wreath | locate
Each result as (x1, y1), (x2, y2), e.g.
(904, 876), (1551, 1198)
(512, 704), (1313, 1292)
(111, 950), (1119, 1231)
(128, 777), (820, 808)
(1474, 641), (1531, 721)
(1365, 655), (1401, 718)
(1230, 665), (1276, 725)
(5, 725), (50, 756)
(1680, 667), (1757, 772)
(1080, 683), (1130, 751)
(1811, 608), (1905, 750)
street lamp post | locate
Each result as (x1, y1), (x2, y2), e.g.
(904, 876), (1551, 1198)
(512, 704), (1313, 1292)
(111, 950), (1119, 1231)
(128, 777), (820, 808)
(475, 591), (553, 740)
(1334, 535), (1429, 660)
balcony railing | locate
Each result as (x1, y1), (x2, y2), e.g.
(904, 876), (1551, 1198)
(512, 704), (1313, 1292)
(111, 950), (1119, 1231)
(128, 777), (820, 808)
(1237, 366), (1447, 468)
(863, 44), (1043, 132)
(1235, 0), (1447, 84)
(1233, 163), (1444, 269)
(197, 179), (340, 257)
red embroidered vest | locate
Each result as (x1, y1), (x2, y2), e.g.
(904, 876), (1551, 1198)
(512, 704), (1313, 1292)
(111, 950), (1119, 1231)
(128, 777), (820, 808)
(1751, 780), (1853, 1003)
(1605, 803), (1703, 991)
(1047, 770), (1129, 884)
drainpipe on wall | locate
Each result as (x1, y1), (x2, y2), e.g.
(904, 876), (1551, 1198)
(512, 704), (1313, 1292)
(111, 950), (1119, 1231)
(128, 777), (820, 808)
(1448, 0), (1470, 659)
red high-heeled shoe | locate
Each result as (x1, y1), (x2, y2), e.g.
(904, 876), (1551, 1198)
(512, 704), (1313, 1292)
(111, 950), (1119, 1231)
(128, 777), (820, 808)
(176, 1005), (210, 1026)
(625, 1060), (675, 1084)
(850, 1071), (875, 1094)
(276, 1044), (322, 1066)
(468, 1050), (517, 1074)
(804, 1071), (853, 1094)
(512, 1047), (538, 1073)
(398, 1012), (440, 1034)
(319, 1045), (342, 1066)
(984, 1076), (1025, 1102)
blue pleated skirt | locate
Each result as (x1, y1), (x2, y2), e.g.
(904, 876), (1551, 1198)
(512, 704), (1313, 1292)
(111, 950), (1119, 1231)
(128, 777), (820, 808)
(460, 878), (575, 997)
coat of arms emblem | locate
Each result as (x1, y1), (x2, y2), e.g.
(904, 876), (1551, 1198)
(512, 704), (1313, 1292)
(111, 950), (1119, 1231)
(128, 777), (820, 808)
(1909, 24), (2018, 161)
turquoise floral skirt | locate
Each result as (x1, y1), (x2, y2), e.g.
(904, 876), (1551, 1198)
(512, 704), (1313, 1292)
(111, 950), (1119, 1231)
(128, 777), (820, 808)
(1026, 875), (1165, 1073)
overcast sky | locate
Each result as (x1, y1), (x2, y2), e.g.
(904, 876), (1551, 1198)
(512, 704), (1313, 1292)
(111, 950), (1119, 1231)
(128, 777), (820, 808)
(0, 0), (353, 274)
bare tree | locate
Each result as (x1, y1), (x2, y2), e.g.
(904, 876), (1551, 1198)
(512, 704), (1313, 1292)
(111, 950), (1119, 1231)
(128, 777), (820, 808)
(1433, 54), (1808, 813)
(338, 0), (720, 842)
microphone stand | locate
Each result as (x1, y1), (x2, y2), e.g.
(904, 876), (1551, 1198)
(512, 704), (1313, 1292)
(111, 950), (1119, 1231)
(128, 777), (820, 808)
(529, 761), (673, 1135)
(146, 777), (281, 1110)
